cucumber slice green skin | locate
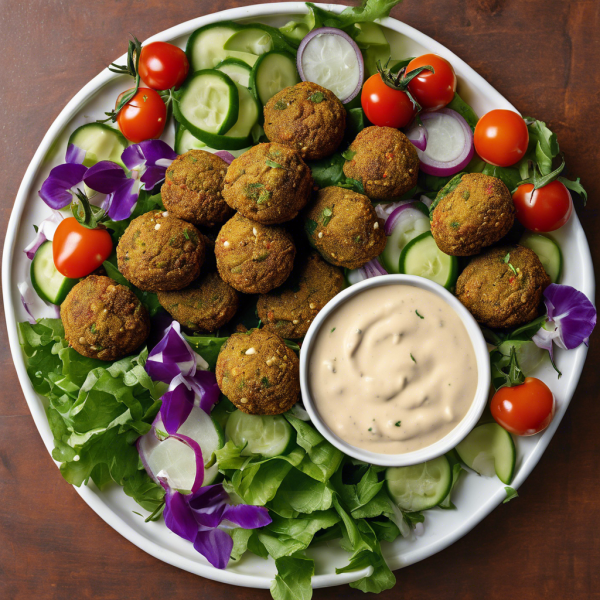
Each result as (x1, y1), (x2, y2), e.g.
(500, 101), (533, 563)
(399, 231), (459, 290)
(379, 205), (431, 274)
(185, 22), (258, 71)
(225, 410), (294, 458)
(174, 122), (206, 155)
(176, 81), (260, 151)
(67, 123), (128, 168)
(224, 23), (298, 55)
(174, 69), (240, 140)
(215, 58), (252, 88)
(455, 423), (516, 485)
(30, 241), (78, 305)
(385, 455), (453, 512)
(250, 51), (300, 108)
(519, 231), (563, 283)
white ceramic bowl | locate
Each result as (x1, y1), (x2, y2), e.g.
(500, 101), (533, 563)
(300, 274), (490, 467)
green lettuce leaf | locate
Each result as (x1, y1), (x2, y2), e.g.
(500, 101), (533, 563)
(184, 334), (228, 370)
(269, 470), (335, 517)
(446, 92), (479, 130)
(307, 0), (403, 29)
(271, 556), (314, 600)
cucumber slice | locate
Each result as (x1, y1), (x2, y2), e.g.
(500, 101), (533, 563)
(186, 23), (258, 71)
(224, 27), (274, 55)
(519, 232), (562, 283)
(380, 203), (430, 274)
(67, 123), (128, 168)
(455, 423), (516, 485)
(30, 241), (78, 305)
(250, 51), (300, 106)
(399, 231), (458, 289)
(353, 22), (389, 48)
(174, 70), (239, 139)
(215, 58), (252, 88)
(225, 410), (294, 458)
(181, 81), (259, 151)
(174, 123), (206, 154)
(385, 455), (452, 511)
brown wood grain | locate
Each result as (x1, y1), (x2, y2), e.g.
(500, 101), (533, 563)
(1, 1), (599, 598)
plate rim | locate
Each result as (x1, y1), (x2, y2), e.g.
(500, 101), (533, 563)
(2, 2), (595, 590)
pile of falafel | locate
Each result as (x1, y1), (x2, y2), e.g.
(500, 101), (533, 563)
(61, 80), (551, 417)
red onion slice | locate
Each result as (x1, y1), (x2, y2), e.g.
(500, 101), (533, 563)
(346, 258), (387, 285)
(417, 108), (474, 177)
(403, 123), (428, 152)
(214, 151), (235, 164)
(384, 201), (429, 236)
(297, 27), (364, 103)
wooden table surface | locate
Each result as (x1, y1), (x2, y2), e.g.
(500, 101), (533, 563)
(1, 1), (599, 598)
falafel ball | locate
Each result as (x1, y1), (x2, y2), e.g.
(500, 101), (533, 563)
(342, 126), (419, 200)
(263, 81), (346, 160)
(456, 245), (550, 329)
(117, 211), (205, 292)
(304, 186), (386, 270)
(222, 142), (313, 224)
(161, 149), (233, 227)
(431, 173), (515, 256)
(257, 252), (345, 339)
(157, 272), (240, 333)
(215, 213), (296, 294)
(61, 275), (150, 361)
(216, 328), (300, 415)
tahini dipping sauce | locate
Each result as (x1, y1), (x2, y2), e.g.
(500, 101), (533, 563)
(308, 284), (478, 454)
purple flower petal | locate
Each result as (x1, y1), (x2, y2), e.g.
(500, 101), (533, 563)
(146, 322), (198, 383)
(39, 163), (88, 209)
(141, 165), (168, 190)
(222, 504), (272, 529)
(103, 178), (139, 221)
(66, 143), (87, 165)
(24, 211), (63, 259)
(188, 370), (221, 414)
(188, 484), (229, 510)
(532, 325), (556, 361)
(160, 376), (194, 435)
(121, 143), (146, 171)
(164, 489), (198, 543)
(193, 527), (233, 569)
(137, 139), (177, 166)
(83, 160), (129, 194)
(540, 284), (596, 350)
(192, 501), (227, 528)
(18, 281), (37, 324)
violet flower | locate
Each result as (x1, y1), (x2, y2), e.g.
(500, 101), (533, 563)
(38, 144), (88, 210)
(84, 140), (176, 221)
(145, 322), (220, 414)
(164, 484), (271, 569)
(532, 283), (596, 360)
(39, 139), (177, 221)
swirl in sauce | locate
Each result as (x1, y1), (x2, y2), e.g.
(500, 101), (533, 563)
(308, 284), (478, 454)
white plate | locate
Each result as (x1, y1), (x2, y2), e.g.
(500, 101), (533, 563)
(2, 2), (595, 590)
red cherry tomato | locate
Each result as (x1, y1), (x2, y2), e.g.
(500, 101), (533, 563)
(53, 218), (113, 279)
(474, 109), (529, 167)
(512, 181), (573, 232)
(406, 54), (457, 111)
(117, 87), (166, 143)
(138, 42), (189, 91)
(491, 377), (555, 436)
(361, 73), (416, 128)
